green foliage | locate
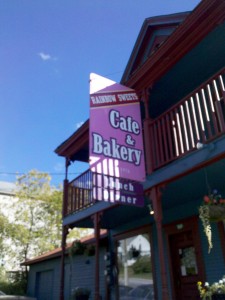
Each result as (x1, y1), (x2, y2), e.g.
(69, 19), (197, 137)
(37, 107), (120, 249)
(197, 276), (225, 299)
(16, 169), (51, 200)
(71, 287), (91, 299)
(84, 244), (95, 256)
(6, 170), (63, 269)
(67, 228), (93, 243)
(69, 240), (86, 256)
(131, 255), (152, 274)
(0, 272), (27, 295)
(0, 213), (15, 267)
(0, 169), (92, 273)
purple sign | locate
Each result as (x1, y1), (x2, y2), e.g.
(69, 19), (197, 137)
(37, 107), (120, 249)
(92, 173), (144, 207)
(89, 73), (145, 206)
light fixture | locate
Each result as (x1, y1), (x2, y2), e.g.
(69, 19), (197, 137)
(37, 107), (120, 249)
(196, 142), (204, 149)
(176, 223), (184, 230)
(148, 204), (154, 215)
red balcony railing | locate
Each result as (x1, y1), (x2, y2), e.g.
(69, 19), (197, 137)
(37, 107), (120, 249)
(148, 67), (225, 170)
(65, 170), (144, 216)
(66, 170), (93, 215)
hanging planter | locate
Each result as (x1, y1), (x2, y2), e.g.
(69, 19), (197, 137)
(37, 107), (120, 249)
(208, 205), (225, 221)
(71, 287), (91, 300)
(69, 240), (87, 256)
(199, 191), (225, 253)
(84, 244), (95, 256)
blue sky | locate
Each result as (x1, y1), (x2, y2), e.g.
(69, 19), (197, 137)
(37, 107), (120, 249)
(0, 0), (200, 187)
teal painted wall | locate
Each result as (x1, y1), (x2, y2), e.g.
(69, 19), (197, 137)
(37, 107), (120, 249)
(200, 221), (225, 284)
(112, 195), (225, 299)
(149, 22), (225, 118)
(27, 258), (60, 300)
(27, 248), (106, 300)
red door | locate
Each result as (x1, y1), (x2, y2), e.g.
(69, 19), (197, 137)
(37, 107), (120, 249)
(169, 229), (202, 300)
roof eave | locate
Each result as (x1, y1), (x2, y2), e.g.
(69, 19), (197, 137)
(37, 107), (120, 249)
(55, 119), (89, 159)
(122, 0), (225, 90)
(121, 11), (190, 83)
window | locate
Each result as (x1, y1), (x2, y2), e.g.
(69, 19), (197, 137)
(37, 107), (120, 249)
(116, 232), (155, 299)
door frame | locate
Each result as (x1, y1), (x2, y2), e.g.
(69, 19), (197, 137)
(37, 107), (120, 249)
(218, 221), (225, 263)
(164, 216), (205, 300)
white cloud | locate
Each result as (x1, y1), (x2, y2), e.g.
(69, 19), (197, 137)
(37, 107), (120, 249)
(54, 162), (64, 173)
(38, 52), (58, 61)
(76, 121), (84, 129)
(0, 181), (16, 193)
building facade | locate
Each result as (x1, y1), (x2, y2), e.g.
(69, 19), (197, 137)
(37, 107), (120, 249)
(24, 235), (107, 300)
(36, 1), (225, 299)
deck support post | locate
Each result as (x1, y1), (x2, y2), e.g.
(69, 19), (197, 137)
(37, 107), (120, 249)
(60, 225), (68, 300)
(150, 186), (170, 300)
(60, 158), (70, 300)
(93, 212), (102, 300)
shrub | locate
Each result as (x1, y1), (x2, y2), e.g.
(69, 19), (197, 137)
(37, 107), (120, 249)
(0, 279), (27, 295)
(131, 255), (152, 274)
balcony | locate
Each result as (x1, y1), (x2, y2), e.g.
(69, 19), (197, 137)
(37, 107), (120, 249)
(66, 170), (93, 216)
(65, 170), (144, 217)
(148, 67), (225, 170)
(64, 67), (225, 217)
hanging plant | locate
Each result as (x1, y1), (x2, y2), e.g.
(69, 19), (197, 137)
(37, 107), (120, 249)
(199, 190), (225, 253)
(199, 205), (212, 253)
(71, 287), (91, 300)
(84, 244), (95, 256)
(69, 240), (87, 256)
(197, 276), (225, 299)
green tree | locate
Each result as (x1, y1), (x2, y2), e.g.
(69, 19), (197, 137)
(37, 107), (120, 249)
(2, 169), (92, 274)
(0, 213), (14, 278)
(132, 255), (152, 274)
(10, 170), (63, 269)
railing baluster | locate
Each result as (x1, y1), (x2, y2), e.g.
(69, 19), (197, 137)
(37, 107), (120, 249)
(218, 75), (225, 94)
(157, 118), (164, 165)
(175, 107), (184, 154)
(213, 79), (220, 101)
(65, 170), (94, 215)
(171, 110), (179, 157)
(161, 116), (169, 162)
(185, 100), (195, 149)
(165, 114), (174, 160)
(207, 83), (220, 135)
(149, 121), (156, 170)
(195, 92), (206, 143)
(153, 122), (160, 168)
(213, 79), (225, 131)
(201, 88), (213, 140)
(180, 104), (189, 152)
(190, 96), (200, 143)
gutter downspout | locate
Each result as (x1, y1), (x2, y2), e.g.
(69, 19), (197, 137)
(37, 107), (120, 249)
(60, 158), (70, 300)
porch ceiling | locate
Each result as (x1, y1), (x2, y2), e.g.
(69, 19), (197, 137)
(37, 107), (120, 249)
(162, 157), (225, 210)
(63, 198), (151, 230)
(64, 156), (225, 230)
